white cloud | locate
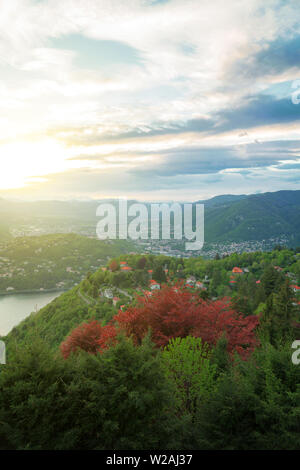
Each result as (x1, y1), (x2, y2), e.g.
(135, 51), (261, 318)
(1, 0), (300, 197)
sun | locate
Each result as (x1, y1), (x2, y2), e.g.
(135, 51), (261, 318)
(0, 140), (70, 190)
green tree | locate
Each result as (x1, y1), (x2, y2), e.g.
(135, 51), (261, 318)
(195, 342), (300, 450)
(162, 336), (217, 416)
(210, 333), (231, 375)
(261, 265), (282, 297)
(272, 279), (296, 343)
(0, 336), (179, 450)
(153, 265), (166, 284)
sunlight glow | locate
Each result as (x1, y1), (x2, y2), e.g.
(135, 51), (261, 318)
(0, 140), (70, 189)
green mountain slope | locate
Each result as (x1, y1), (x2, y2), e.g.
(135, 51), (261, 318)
(204, 190), (300, 243)
(1, 190), (299, 244)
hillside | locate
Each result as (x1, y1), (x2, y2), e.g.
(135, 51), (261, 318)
(204, 190), (300, 244)
(1, 190), (299, 247)
(5, 248), (300, 352)
(2, 249), (300, 451)
(0, 233), (137, 292)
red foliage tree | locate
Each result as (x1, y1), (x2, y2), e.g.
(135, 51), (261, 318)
(109, 260), (119, 272)
(114, 285), (199, 347)
(60, 320), (117, 359)
(191, 298), (259, 359)
(114, 285), (259, 357)
(61, 285), (259, 360)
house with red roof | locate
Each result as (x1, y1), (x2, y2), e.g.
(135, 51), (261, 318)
(186, 276), (196, 286)
(195, 281), (205, 289)
(291, 285), (300, 294)
(149, 279), (160, 290)
(232, 267), (243, 274)
(274, 266), (283, 272)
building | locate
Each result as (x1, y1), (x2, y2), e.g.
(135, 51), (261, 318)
(103, 289), (113, 299)
(195, 281), (206, 290)
(274, 266), (283, 272)
(186, 276), (196, 285)
(232, 267), (243, 274)
(149, 280), (160, 290)
(291, 285), (300, 294)
(121, 266), (132, 271)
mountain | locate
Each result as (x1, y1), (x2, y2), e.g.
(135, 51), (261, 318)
(1, 190), (299, 245)
(196, 194), (247, 208)
(203, 190), (300, 244)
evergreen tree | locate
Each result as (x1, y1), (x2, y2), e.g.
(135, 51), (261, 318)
(261, 265), (282, 297)
(153, 265), (166, 283)
(210, 333), (231, 375)
(259, 293), (275, 344)
(195, 342), (300, 450)
(272, 279), (296, 343)
(0, 337), (180, 450)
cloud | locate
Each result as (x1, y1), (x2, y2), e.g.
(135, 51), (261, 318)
(49, 34), (144, 69)
(3, 161), (299, 202)
(225, 35), (300, 83)
(126, 140), (300, 177)
(217, 94), (300, 131)
(1, 0), (300, 199)
(46, 91), (300, 146)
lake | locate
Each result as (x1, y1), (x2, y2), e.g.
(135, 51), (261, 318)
(0, 291), (62, 336)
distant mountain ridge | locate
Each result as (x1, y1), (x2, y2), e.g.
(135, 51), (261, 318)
(196, 194), (247, 208)
(0, 190), (299, 245)
(203, 190), (300, 244)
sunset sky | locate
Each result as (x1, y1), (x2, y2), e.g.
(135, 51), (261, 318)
(1, 0), (300, 201)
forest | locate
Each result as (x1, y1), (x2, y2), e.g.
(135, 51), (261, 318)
(0, 246), (299, 450)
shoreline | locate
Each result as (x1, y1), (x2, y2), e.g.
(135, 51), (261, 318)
(0, 288), (68, 297)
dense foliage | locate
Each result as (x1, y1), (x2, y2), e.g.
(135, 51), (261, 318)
(1, 247), (300, 450)
(0, 233), (134, 292)
(0, 337), (179, 450)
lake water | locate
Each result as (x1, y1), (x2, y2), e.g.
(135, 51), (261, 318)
(0, 291), (62, 336)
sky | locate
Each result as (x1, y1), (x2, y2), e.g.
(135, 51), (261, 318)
(0, 0), (300, 201)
